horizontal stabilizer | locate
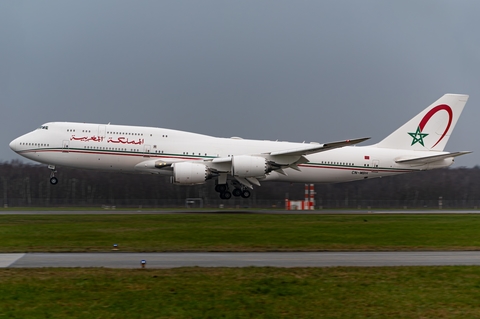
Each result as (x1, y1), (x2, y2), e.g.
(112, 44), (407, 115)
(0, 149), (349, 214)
(267, 137), (370, 157)
(395, 151), (472, 164)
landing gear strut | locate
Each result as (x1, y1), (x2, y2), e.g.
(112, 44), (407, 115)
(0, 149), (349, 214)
(48, 165), (58, 185)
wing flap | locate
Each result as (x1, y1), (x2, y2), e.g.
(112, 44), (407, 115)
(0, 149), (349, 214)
(266, 137), (369, 156)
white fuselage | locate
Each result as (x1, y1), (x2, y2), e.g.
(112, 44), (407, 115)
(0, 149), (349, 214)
(9, 122), (454, 184)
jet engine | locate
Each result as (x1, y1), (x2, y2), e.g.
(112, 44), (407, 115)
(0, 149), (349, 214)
(171, 162), (212, 185)
(232, 155), (271, 177)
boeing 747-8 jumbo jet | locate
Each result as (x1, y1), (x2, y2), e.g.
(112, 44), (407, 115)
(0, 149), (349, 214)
(10, 94), (470, 199)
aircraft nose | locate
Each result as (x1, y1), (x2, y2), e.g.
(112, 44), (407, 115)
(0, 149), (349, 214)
(9, 138), (18, 152)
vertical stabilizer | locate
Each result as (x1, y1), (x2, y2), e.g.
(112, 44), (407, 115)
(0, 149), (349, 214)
(375, 94), (468, 151)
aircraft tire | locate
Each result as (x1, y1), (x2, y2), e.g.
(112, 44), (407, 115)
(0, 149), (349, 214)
(241, 190), (251, 198)
(215, 184), (227, 193)
(220, 191), (232, 200)
(50, 177), (58, 185)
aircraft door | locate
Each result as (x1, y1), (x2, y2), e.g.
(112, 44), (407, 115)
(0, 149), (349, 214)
(98, 125), (106, 138)
(372, 160), (379, 173)
(143, 145), (151, 157)
(62, 140), (70, 153)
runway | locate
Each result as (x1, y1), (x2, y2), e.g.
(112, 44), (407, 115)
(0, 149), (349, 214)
(3, 251), (480, 268)
(2, 210), (480, 268)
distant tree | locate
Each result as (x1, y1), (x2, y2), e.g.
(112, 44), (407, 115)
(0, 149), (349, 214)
(1, 161), (479, 208)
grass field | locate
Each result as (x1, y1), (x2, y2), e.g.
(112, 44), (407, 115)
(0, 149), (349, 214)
(1, 213), (480, 252)
(2, 266), (480, 318)
(3, 213), (480, 318)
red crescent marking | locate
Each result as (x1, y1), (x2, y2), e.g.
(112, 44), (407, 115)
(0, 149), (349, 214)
(418, 104), (453, 148)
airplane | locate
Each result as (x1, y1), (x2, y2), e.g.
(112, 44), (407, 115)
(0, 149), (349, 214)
(9, 94), (470, 200)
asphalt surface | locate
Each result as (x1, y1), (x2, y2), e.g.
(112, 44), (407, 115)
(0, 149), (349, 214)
(3, 251), (480, 268)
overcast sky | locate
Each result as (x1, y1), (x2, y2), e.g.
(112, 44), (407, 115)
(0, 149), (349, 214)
(2, 1), (479, 167)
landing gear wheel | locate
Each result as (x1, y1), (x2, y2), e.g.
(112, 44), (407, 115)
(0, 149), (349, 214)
(220, 191), (232, 200)
(232, 188), (242, 197)
(241, 189), (251, 198)
(48, 165), (58, 185)
(215, 184), (227, 193)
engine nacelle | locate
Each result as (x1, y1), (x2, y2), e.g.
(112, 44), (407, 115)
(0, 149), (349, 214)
(172, 162), (211, 185)
(232, 155), (269, 177)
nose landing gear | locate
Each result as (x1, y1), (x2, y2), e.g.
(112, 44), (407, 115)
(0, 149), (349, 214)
(48, 165), (58, 185)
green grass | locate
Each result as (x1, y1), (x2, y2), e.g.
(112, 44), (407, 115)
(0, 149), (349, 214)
(3, 214), (480, 318)
(2, 266), (480, 318)
(2, 214), (480, 252)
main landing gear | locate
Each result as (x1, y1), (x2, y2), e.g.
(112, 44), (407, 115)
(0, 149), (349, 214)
(48, 165), (58, 185)
(215, 183), (251, 200)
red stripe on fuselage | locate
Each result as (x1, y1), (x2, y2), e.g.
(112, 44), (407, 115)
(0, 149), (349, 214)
(19, 149), (417, 174)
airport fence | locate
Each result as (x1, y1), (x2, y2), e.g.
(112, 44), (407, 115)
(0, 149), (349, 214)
(2, 198), (480, 210)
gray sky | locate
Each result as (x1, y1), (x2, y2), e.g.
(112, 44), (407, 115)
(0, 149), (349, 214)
(2, 1), (479, 167)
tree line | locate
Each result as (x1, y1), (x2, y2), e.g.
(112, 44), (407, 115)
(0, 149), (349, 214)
(1, 160), (479, 209)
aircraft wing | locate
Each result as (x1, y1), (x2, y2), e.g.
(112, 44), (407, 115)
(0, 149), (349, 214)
(395, 151), (472, 164)
(266, 137), (370, 156)
(135, 137), (370, 179)
(206, 137), (370, 182)
(203, 137), (370, 165)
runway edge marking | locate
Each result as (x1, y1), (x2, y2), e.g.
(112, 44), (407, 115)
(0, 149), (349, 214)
(0, 254), (26, 267)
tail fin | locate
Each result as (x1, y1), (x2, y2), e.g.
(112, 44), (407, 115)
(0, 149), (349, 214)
(375, 94), (469, 151)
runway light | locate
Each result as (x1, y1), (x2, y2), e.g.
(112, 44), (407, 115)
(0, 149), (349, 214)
(141, 259), (146, 268)
(112, 244), (119, 251)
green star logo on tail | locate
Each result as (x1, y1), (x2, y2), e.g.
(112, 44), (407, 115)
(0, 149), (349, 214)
(408, 126), (429, 146)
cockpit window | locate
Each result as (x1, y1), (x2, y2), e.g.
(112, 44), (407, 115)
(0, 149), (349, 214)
(37, 125), (49, 130)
